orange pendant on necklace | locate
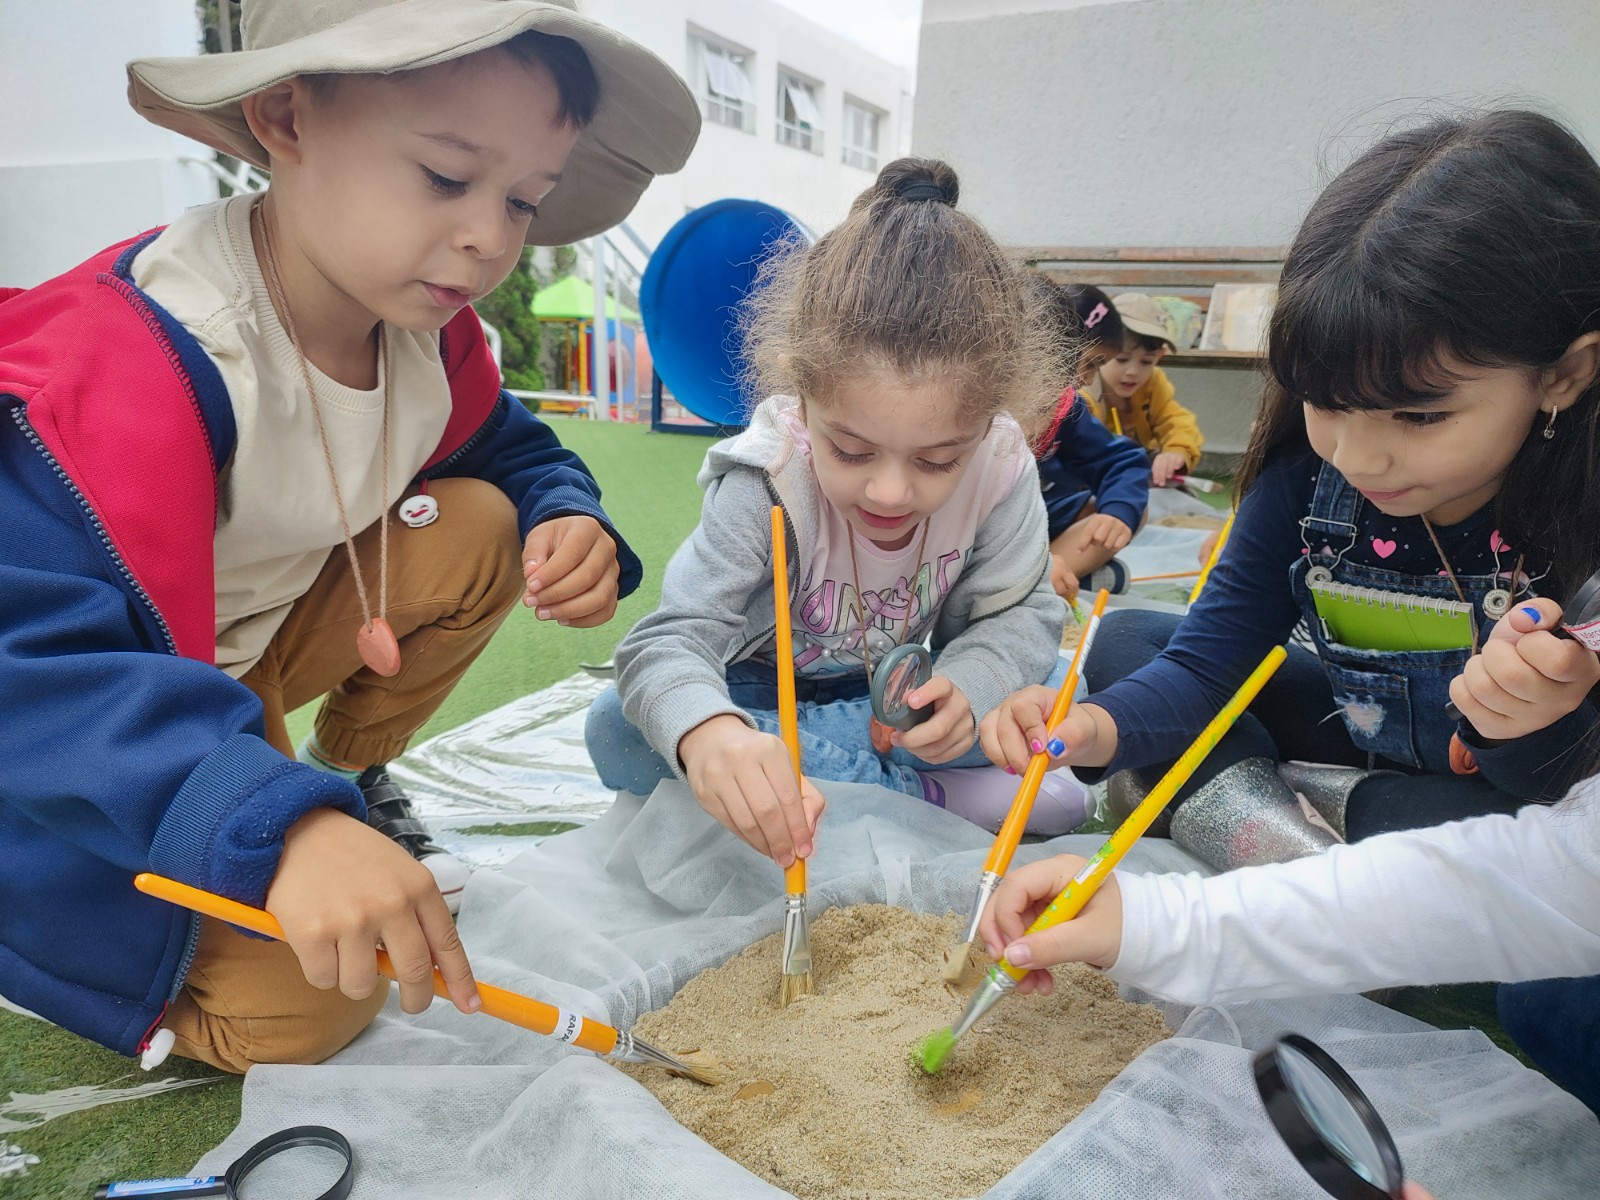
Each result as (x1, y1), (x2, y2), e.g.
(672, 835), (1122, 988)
(356, 617), (402, 678)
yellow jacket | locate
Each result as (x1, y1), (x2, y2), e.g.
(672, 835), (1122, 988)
(1088, 367), (1203, 468)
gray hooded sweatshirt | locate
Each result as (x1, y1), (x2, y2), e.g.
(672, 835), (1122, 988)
(615, 397), (1066, 776)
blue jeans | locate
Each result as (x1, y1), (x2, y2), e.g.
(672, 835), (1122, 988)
(1498, 975), (1600, 1115)
(1084, 610), (1526, 839)
(585, 656), (1061, 798)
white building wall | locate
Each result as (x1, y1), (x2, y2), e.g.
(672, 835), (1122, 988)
(0, 0), (218, 286)
(585, 0), (912, 246)
(913, 0), (1600, 453)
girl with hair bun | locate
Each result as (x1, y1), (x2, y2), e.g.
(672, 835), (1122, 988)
(588, 157), (1091, 866)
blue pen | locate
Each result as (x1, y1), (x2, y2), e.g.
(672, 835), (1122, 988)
(96, 1178), (227, 1198)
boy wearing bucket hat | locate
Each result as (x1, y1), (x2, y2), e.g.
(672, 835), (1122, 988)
(0, 0), (697, 1072)
(1086, 292), (1205, 487)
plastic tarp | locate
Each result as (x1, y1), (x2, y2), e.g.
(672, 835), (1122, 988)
(192, 781), (1600, 1198)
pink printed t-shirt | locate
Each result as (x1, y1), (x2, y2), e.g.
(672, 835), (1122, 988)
(777, 412), (1030, 678)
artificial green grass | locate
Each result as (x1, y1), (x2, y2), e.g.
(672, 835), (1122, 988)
(3, 419), (713, 1197)
(287, 418), (713, 748)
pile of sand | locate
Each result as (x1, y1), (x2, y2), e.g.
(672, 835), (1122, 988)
(627, 904), (1170, 1199)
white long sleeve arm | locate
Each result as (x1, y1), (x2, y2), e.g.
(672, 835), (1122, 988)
(1107, 780), (1600, 1007)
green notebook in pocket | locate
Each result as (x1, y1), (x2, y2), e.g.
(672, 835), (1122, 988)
(1308, 577), (1475, 652)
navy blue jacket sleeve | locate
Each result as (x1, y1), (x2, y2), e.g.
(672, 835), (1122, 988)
(1463, 694), (1598, 801)
(1048, 401), (1150, 533)
(423, 393), (642, 600)
(1090, 453), (1309, 774)
(0, 412), (364, 908)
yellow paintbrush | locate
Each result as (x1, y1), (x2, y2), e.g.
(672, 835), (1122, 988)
(1188, 510), (1235, 604)
(917, 644), (1287, 1073)
(771, 505), (815, 1006)
(134, 873), (726, 1083)
(942, 587), (1110, 983)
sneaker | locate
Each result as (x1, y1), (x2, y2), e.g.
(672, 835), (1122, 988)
(1081, 558), (1129, 596)
(357, 766), (470, 914)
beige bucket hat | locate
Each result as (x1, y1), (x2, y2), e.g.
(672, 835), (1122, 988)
(126, 0), (701, 245)
(1110, 292), (1177, 350)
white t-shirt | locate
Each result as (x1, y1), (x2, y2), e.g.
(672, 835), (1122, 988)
(132, 195), (453, 677)
(777, 409), (1030, 679)
(1108, 777), (1600, 1004)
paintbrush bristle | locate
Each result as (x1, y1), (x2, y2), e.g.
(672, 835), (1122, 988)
(779, 970), (816, 1007)
(940, 941), (971, 986)
(673, 1048), (731, 1086)
(914, 1026), (958, 1075)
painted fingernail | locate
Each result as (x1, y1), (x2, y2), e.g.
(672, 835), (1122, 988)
(1004, 766), (1017, 776)
(1047, 738), (1066, 756)
(1006, 941), (1032, 966)
(1520, 605), (1542, 622)
(1030, 739), (1045, 754)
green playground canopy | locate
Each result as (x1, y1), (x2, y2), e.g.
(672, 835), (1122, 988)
(531, 275), (640, 323)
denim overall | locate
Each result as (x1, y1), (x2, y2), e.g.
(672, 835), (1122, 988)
(1289, 464), (1516, 776)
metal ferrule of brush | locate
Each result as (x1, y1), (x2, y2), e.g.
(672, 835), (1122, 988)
(608, 1028), (691, 1074)
(781, 892), (812, 975)
(950, 967), (1018, 1042)
(959, 870), (1003, 948)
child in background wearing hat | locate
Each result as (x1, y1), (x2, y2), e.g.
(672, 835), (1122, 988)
(1086, 292), (1205, 487)
(0, 0), (697, 1073)
(1028, 277), (1151, 602)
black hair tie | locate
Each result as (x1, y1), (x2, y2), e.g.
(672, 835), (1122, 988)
(896, 181), (946, 203)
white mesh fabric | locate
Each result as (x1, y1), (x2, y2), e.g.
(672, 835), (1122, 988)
(193, 783), (1600, 1198)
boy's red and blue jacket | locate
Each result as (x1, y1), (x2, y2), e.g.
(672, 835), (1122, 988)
(0, 232), (641, 1057)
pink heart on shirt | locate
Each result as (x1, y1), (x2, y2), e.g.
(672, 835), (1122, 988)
(1490, 529), (1511, 554)
(1371, 537), (1397, 559)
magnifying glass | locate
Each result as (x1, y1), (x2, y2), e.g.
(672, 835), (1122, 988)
(96, 1126), (353, 1200)
(1254, 1035), (1404, 1199)
(870, 643), (934, 731)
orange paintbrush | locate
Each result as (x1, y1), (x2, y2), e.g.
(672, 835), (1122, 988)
(943, 587), (1111, 982)
(770, 505), (815, 1005)
(133, 872), (725, 1083)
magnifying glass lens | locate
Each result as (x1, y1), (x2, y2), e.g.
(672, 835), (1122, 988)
(231, 1144), (349, 1200)
(881, 658), (921, 718)
(1254, 1034), (1404, 1199)
(1279, 1044), (1389, 1187)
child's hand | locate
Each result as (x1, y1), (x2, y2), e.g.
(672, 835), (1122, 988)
(1196, 527), (1223, 566)
(1449, 599), (1600, 740)
(1151, 452), (1187, 487)
(979, 688), (1114, 772)
(1073, 513), (1134, 554)
(977, 854), (1123, 994)
(522, 516), (621, 627)
(892, 676), (975, 762)
(265, 807), (480, 1017)
(1050, 553), (1081, 602)
(679, 714), (825, 867)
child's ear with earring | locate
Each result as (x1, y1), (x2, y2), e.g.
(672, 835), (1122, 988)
(1539, 331), (1600, 427)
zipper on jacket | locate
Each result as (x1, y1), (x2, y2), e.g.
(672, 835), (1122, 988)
(9, 406), (177, 655)
(418, 392), (505, 480)
(732, 492), (799, 662)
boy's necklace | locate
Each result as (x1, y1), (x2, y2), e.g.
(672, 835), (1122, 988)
(847, 521), (931, 753)
(253, 201), (401, 678)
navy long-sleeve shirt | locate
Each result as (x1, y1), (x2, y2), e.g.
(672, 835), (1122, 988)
(1090, 448), (1596, 801)
(1035, 392), (1150, 539)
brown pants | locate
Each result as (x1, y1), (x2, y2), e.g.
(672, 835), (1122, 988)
(167, 478), (522, 1073)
